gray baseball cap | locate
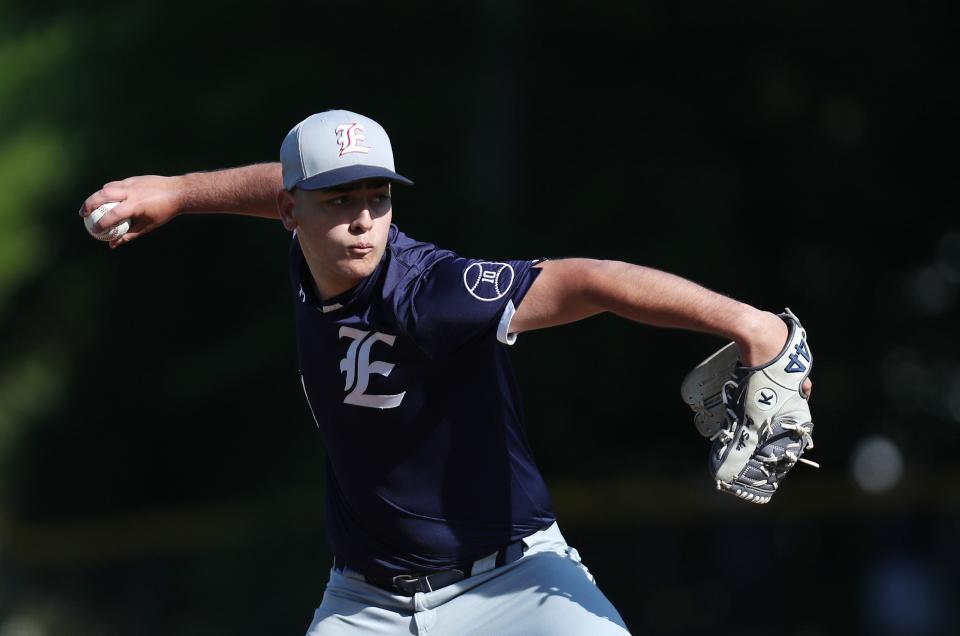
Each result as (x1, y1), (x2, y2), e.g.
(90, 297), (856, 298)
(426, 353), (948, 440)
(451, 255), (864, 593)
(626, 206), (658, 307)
(280, 109), (414, 191)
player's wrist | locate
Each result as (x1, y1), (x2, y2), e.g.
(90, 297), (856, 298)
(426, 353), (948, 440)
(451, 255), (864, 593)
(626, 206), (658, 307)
(735, 309), (789, 367)
(173, 173), (204, 215)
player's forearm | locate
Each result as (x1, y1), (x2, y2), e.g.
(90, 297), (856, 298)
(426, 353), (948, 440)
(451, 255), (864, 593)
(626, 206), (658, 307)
(178, 163), (283, 218)
(579, 259), (793, 365)
(515, 259), (786, 364)
(580, 260), (759, 339)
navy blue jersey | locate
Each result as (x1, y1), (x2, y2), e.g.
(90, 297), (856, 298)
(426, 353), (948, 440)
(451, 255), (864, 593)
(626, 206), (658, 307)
(289, 225), (555, 579)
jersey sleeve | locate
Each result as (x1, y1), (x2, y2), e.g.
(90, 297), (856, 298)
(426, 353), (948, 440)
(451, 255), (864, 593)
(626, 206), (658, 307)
(396, 253), (543, 359)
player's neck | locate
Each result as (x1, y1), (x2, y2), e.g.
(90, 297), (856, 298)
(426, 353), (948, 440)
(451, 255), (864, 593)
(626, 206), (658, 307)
(312, 275), (355, 302)
(307, 261), (370, 302)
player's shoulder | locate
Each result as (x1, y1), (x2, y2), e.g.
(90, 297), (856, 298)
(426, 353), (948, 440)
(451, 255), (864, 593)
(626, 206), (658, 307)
(386, 224), (459, 278)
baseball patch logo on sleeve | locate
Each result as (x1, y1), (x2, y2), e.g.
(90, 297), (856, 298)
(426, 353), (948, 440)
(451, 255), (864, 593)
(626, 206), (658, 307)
(463, 261), (515, 301)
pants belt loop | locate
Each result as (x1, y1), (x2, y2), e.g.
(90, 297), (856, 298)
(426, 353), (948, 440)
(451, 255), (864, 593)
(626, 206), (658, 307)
(496, 539), (524, 567)
(471, 537), (526, 577)
(470, 551), (499, 576)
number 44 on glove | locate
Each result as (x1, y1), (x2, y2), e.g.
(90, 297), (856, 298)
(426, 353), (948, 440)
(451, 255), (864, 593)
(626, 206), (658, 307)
(681, 308), (818, 504)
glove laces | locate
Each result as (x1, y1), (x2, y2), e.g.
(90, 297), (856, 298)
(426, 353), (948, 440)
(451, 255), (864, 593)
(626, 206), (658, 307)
(713, 378), (820, 472)
(709, 379), (741, 446)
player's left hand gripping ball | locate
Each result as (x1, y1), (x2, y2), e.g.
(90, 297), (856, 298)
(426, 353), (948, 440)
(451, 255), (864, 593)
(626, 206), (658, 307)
(84, 201), (130, 242)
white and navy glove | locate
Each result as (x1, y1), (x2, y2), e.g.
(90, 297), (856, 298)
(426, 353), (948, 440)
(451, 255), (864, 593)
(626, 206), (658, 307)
(681, 309), (817, 503)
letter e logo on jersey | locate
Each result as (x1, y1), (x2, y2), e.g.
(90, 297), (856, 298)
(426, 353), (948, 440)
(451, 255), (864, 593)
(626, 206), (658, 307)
(463, 262), (515, 302)
(338, 327), (405, 409)
(335, 123), (370, 156)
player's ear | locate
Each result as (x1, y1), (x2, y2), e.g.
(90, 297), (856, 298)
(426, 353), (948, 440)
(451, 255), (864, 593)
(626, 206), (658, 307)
(277, 189), (297, 231)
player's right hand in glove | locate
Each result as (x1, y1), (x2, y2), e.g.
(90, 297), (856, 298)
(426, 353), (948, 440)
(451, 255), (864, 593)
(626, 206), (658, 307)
(681, 308), (817, 503)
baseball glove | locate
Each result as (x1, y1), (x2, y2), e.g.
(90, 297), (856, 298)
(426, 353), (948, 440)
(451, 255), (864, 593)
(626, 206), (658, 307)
(681, 308), (817, 503)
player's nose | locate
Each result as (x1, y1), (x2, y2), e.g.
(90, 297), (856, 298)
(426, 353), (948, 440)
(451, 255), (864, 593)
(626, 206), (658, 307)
(350, 205), (374, 233)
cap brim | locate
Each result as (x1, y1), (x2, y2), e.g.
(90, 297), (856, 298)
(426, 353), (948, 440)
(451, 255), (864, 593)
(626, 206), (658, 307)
(295, 165), (414, 191)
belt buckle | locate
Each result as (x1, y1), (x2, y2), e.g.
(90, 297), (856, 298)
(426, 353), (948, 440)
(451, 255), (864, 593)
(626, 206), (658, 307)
(391, 569), (465, 595)
(391, 574), (423, 595)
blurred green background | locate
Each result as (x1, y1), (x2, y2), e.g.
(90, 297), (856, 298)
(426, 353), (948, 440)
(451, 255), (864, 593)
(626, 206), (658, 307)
(1, 1), (957, 634)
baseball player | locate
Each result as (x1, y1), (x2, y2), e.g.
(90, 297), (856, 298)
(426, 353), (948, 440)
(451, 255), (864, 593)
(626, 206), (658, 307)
(81, 110), (813, 635)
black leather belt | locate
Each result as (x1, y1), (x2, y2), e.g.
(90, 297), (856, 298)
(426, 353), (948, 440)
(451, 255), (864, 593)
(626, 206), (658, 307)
(390, 569), (466, 595)
(334, 539), (526, 596)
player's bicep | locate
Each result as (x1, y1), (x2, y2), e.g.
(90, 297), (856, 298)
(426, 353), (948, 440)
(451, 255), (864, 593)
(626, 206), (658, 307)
(509, 259), (605, 335)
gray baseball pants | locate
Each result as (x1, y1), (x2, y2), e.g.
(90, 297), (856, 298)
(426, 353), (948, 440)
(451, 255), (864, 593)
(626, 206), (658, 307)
(303, 522), (631, 635)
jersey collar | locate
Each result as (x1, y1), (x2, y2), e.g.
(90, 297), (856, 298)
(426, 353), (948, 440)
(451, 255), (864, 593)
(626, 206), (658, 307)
(298, 228), (396, 315)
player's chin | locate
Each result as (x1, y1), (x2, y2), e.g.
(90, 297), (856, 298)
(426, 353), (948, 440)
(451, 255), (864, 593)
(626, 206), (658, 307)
(337, 256), (379, 279)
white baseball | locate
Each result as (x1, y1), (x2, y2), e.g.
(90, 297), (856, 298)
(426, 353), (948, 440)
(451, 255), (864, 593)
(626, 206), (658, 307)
(84, 201), (130, 242)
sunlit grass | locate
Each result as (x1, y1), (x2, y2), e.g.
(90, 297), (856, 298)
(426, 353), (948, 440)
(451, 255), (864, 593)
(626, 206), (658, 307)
(0, 20), (76, 502)
(0, 20), (71, 108)
(0, 131), (67, 314)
